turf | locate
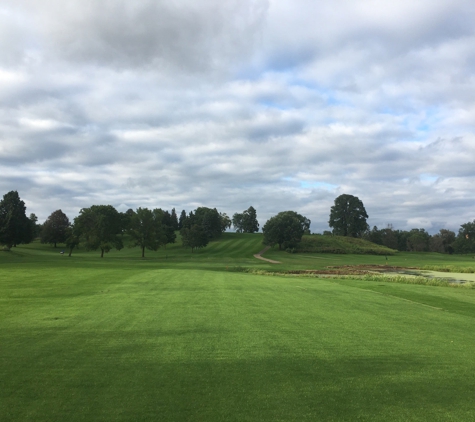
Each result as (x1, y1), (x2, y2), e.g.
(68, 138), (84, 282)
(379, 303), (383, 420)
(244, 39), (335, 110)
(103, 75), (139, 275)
(2, 237), (475, 421)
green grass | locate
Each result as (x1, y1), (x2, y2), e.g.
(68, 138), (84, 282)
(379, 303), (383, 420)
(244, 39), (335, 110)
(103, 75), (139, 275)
(2, 236), (475, 420)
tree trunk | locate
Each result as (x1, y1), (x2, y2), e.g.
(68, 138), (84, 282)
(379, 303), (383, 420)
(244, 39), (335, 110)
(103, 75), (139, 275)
(142, 246), (145, 258)
(68, 247), (73, 257)
(101, 248), (104, 258)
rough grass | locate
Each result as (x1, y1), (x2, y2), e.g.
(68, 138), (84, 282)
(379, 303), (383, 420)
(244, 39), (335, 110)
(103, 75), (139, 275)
(296, 234), (396, 255)
(3, 237), (475, 420)
(421, 265), (475, 273)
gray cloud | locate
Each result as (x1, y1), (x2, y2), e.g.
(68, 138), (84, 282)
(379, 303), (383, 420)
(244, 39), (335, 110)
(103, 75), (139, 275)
(0, 0), (474, 234)
(11, 0), (268, 74)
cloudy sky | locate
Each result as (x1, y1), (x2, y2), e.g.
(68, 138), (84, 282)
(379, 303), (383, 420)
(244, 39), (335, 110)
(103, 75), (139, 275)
(1, 0), (474, 233)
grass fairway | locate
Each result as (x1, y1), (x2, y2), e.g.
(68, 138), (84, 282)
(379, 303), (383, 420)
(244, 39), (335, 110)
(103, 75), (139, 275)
(2, 239), (475, 420)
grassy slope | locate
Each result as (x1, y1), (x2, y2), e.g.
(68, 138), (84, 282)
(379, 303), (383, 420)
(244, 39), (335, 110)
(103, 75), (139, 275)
(297, 234), (396, 255)
(2, 236), (475, 420)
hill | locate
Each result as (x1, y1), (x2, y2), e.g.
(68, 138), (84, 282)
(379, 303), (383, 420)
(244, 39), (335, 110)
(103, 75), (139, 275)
(296, 234), (396, 255)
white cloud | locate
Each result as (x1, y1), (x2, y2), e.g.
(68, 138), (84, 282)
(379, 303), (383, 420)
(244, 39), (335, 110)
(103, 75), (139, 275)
(0, 0), (474, 234)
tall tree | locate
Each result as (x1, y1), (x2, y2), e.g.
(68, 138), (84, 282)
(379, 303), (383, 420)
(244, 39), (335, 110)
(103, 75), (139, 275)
(380, 225), (398, 250)
(453, 221), (475, 253)
(170, 208), (179, 231)
(0, 191), (32, 249)
(232, 212), (244, 233)
(194, 207), (222, 239)
(120, 209), (135, 232)
(153, 208), (176, 248)
(41, 209), (70, 247)
(29, 213), (40, 239)
(74, 205), (123, 258)
(178, 209), (187, 230)
(329, 194), (368, 237)
(127, 208), (165, 258)
(406, 228), (430, 252)
(429, 229), (455, 253)
(180, 224), (209, 252)
(220, 212), (232, 232)
(64, 225), (80, 257)
(242, 206), (259, 233)
(262, 211), (310, 250)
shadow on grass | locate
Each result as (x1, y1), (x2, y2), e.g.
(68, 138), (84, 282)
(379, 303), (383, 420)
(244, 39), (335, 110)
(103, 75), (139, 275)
(2, 351), (474, 421)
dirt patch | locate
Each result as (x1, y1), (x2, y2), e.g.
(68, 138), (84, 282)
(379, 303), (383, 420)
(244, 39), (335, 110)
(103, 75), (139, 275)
(254, 246), (281, 264)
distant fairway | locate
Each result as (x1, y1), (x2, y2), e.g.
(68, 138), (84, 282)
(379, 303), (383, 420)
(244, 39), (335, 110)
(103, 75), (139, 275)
(2, 236), (475, 421)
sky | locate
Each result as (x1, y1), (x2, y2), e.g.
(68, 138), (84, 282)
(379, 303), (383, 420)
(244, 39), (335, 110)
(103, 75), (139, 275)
(1, 0), (475, 234)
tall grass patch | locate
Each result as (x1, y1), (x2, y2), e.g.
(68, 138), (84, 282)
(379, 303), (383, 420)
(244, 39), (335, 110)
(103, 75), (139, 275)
(296, 235), (396, 255)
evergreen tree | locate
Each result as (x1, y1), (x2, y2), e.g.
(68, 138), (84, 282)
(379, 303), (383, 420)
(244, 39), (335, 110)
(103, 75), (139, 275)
(178, 209), (187, 230)
(170, 208), (179, 231)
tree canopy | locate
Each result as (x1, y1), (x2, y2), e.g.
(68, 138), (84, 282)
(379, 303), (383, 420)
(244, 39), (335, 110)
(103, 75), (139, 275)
(329, 194), (368, 237)
(180, 224), (209, 252)
(7, 189), (475, 257)
(0, 191), (33, 249)
(452, 220), (475, 253)
(41, 209), (70, 247)
(233, 206), (259, 233)
(127, 208), (166, 258)
(262, 211), (310, 250)
(153, 208), (176, 248)
(74, 205), (123, 257)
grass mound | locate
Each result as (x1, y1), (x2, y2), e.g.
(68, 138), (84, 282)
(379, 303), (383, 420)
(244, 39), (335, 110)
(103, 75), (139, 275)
(296, 234), (396, 255)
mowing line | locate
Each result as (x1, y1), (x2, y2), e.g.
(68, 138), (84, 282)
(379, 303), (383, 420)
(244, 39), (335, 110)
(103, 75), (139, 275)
(330, 281), (445, 311)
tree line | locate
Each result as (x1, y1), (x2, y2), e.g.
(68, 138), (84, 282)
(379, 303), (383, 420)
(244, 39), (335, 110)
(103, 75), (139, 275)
(325, 193), (474, 254)
(1, 190), (475, 256)
(0, 191), (259, 257)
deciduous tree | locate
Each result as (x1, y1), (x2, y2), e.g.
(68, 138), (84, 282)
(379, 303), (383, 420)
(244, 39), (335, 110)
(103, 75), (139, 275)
(41, 209), (70, 247)
(232, 212), (244, 233)
(329, 194), (368, 237)
(74, 205), (123, 258)
(64, 225), (80, 257)
(263, 211), (310, 250)
(242, 206), (259, 233)
(127, 208), (165, 258)
(430, 229), (455, 253)
(0, 191), (32, 249)
(453, 221), (475, 253)
(194, 207), (223, 239)
(220, 212), (232, 232)
(180, 224), (208, 252)
(153, 208), (176, 248)
(406, 228), (430, 252)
